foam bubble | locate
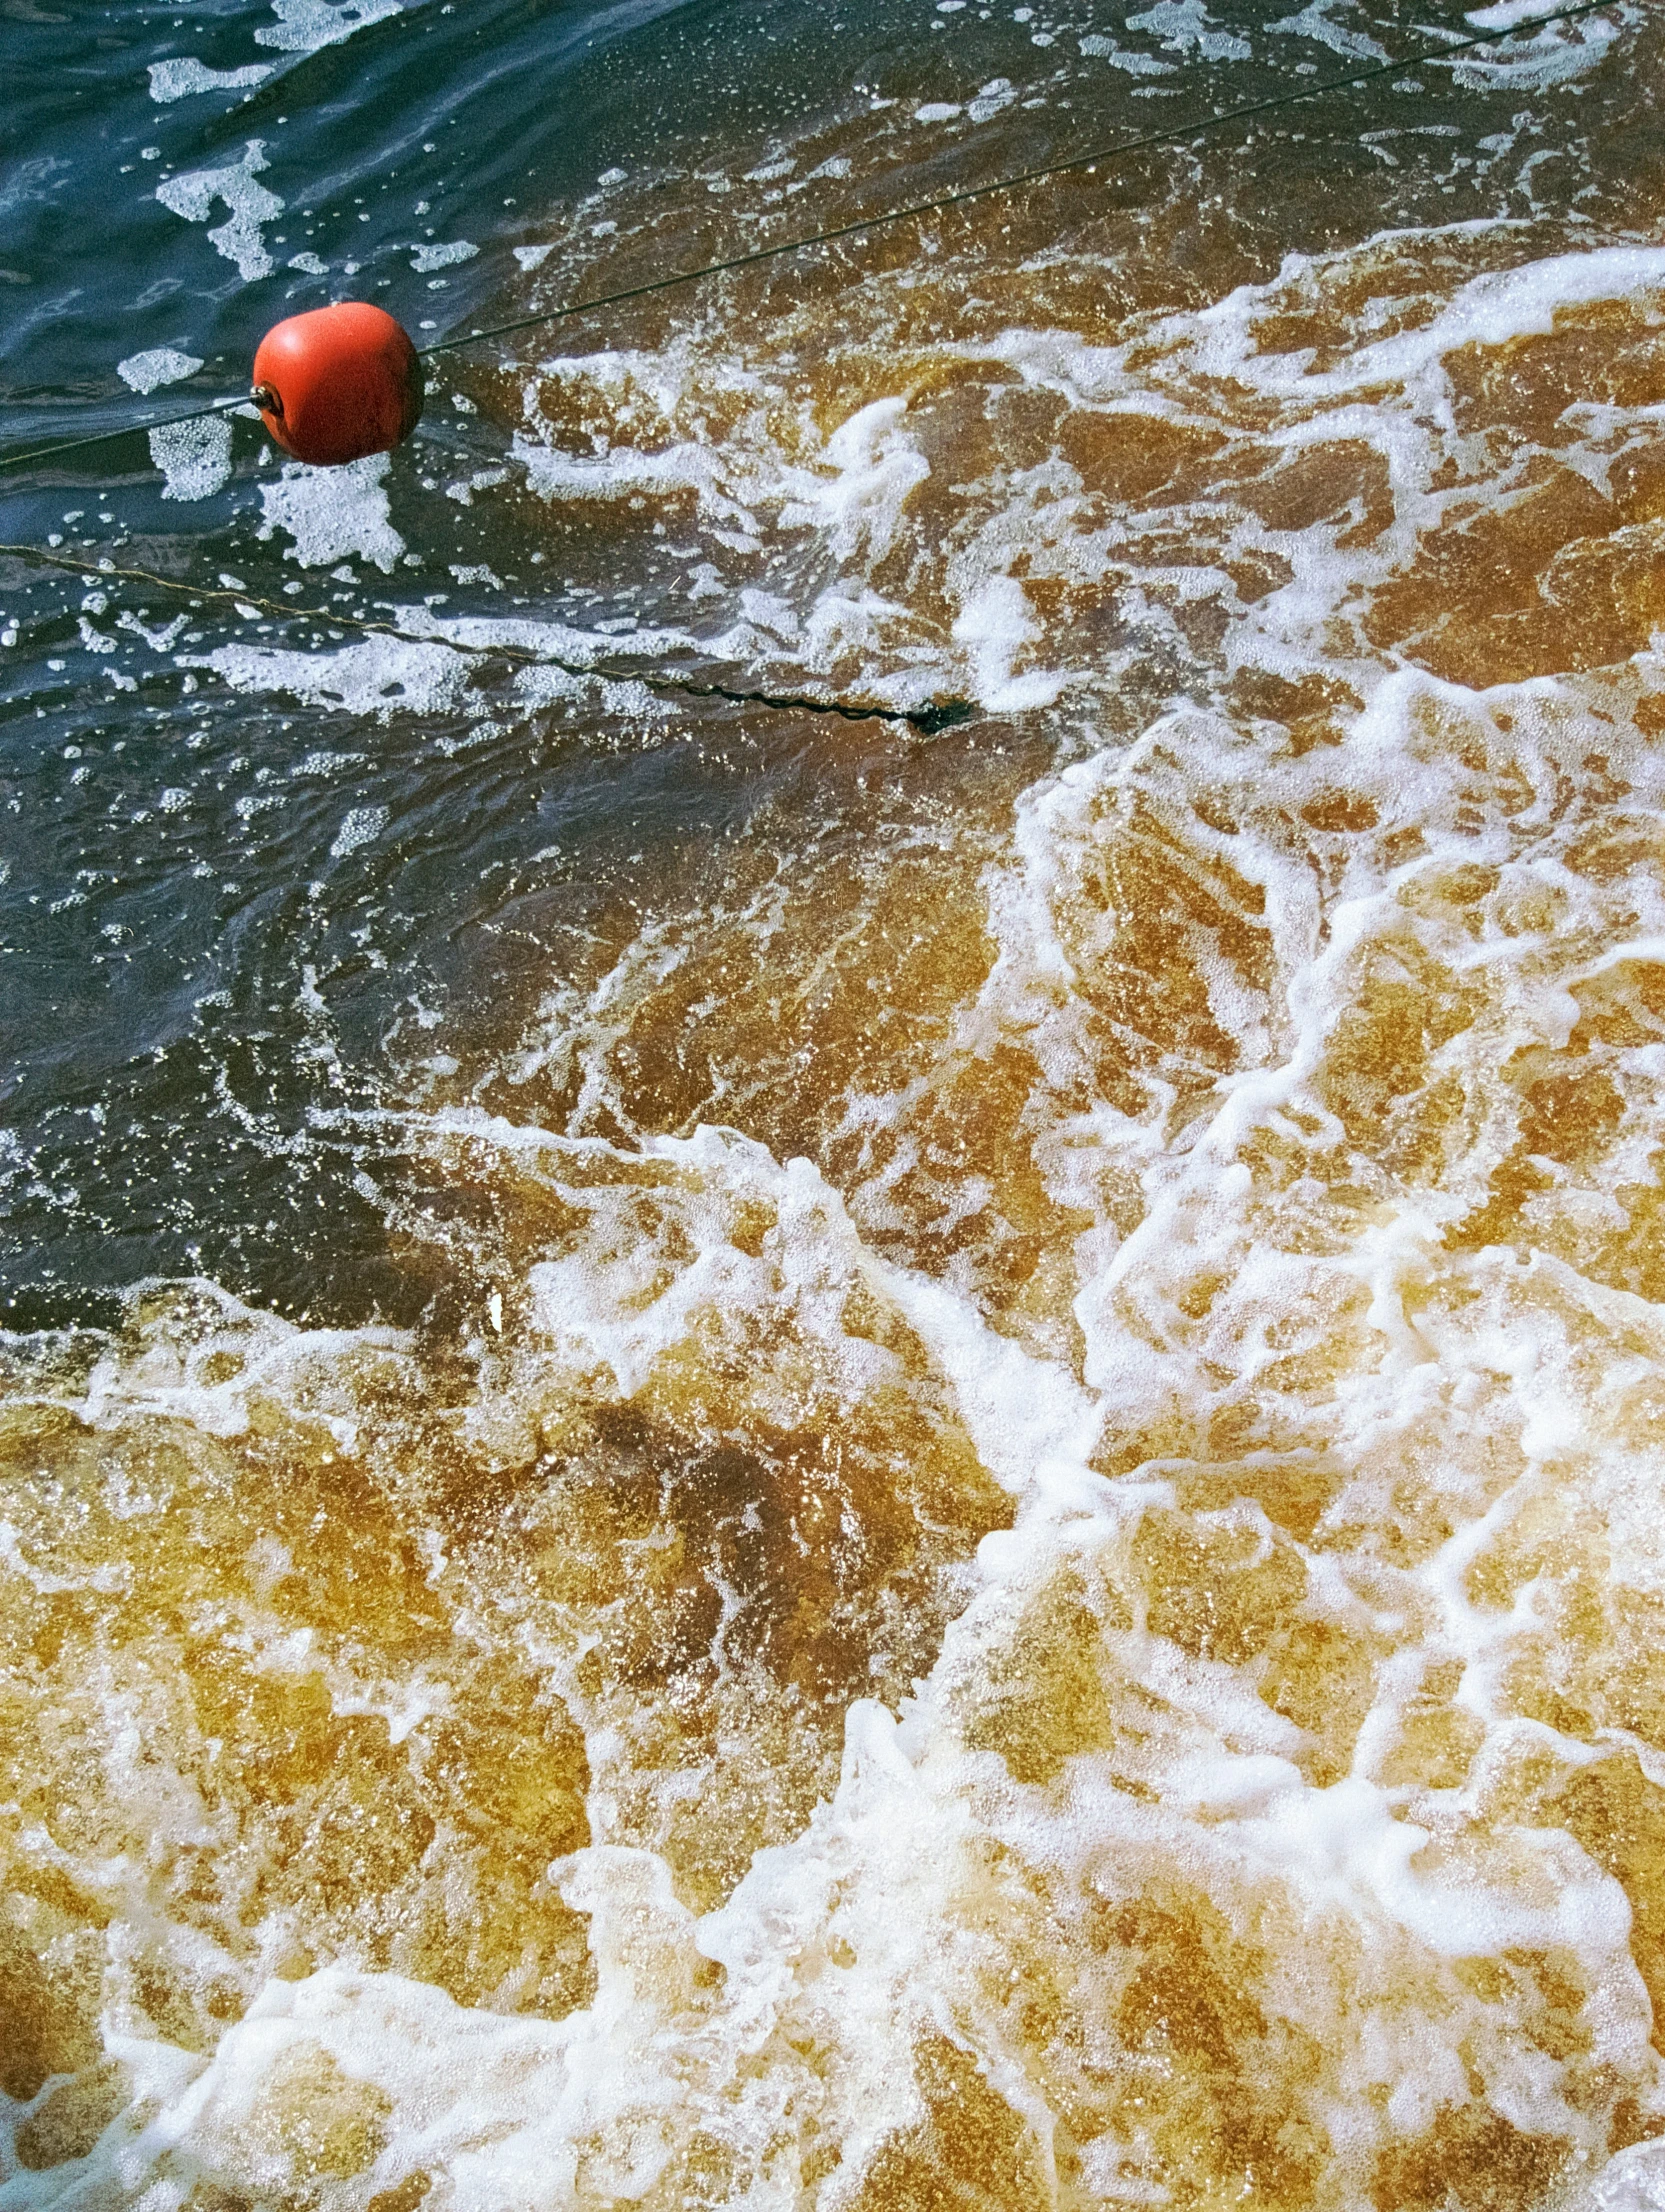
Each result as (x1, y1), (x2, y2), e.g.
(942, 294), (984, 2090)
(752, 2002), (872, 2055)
(780, 396), (930, 565)
(1079, 31), (1178, 73)
(116, 347), (204, 393)
(1448, 9), (1625, 89)
(1126, 0), (1252, 60)
(1576, 2145), (1665, 2212)
(186, 634), (470, 718)
(252, 0), (402, 52)
(1267, 0), (1391, 58)
(409, 239), (479, 272)
(950, 577), (1066, 711)
(967, 77), (1016, 119)
(258, 452), (405, 572)
(331, 802), (390, 855)
(155, 139), (284, 282)
(147, 57), (275, 102)
(150, 413), (233, 502)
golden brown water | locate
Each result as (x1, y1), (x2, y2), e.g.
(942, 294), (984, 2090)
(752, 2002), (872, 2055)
(8, 7), (1665, 2206)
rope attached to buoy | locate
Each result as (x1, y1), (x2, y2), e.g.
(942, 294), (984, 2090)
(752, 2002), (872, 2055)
(0, 541), (975, 734)
(0, 0), (1626, 735)
(420, 0), (1627, 366)
(0, 0), (1625, 477)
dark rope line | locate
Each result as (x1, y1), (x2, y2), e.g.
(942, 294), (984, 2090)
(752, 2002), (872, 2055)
(0, 541), (973, 733)
(0, 0), (1624, 477)
(419, 0), (1625, 361)
(1, 395), (251, 476)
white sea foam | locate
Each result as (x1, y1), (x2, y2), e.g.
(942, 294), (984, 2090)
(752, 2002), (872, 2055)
(184, 634), (469, 719)
(1447, 7), (1626, 90)
(151, 413), (234, 502)
(147, 57), (275, 102)
(155, 139), (284, 281)
(409, 239), (478, 272)
(116, 346), (203, 393)
(1466, 0), (1562, 19)
(32, 1078), (1662, 2190)
(1267, 0), (1391, 59)
(780, 396), (929, 565)
(1212, 241), (1665, 396)
(950, 577), (1066, 712)
(1079, 31), (1178, 73)
(16, 195), (1665, 2211)
(257, 451), (405, 571)
(1126, 0), (1251, 61)
(253, 0), (402, 52)
(331, 801), (391, 854)
(1576, 2145), (1665, 2212)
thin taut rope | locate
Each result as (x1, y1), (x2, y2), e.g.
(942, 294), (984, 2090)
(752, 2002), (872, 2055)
(0, 0), (1625, 476)
(0, 539), (975, 731)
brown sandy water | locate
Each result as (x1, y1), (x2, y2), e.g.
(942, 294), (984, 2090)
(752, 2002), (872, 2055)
(6, 3), (1665, 2206)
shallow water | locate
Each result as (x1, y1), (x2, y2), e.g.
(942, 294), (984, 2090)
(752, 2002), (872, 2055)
(5, 1), (1665, 2206)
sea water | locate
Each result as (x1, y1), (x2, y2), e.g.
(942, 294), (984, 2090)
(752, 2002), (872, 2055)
(3, 0), (1665, 2205)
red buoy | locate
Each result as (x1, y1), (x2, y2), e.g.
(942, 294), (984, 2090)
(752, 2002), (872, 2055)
(251, 302), (424, 468)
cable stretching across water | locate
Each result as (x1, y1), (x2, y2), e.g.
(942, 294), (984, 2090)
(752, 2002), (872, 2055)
(0, 541), (976, 733)
(0, 0), (1627, 476)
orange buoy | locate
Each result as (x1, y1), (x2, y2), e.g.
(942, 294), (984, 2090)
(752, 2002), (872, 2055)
(250, 301), (424, 468)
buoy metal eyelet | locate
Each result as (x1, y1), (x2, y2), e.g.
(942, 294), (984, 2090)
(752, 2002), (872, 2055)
(250, 381), (283, 418)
